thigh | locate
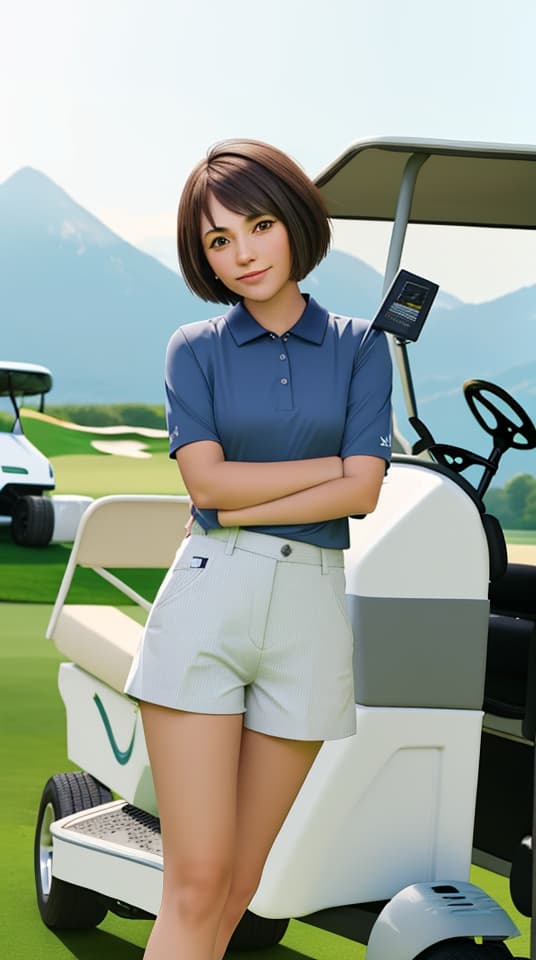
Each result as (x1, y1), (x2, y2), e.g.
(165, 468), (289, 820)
(230, 728), (322, 897)
(140, 703), (244, 877)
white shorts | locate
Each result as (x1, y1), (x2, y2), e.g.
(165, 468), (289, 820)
(124, 524), (356, 741)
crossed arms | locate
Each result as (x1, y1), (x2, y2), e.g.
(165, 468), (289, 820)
(175, 440), (386, 528)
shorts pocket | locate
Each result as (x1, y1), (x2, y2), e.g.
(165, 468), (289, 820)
(152, 565), (205, 612)
(327, 567), (351, 625)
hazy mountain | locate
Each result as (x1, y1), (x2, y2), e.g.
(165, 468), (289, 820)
(1, 167), (534, 485)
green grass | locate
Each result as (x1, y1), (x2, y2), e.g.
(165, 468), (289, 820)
(51, 452), (185, 498)
(1, 602), (530, 959)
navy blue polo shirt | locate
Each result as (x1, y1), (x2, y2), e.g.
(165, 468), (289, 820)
(165, 294), (392, 548)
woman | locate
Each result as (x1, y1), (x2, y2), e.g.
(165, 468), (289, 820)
(124, 139), (392, 960)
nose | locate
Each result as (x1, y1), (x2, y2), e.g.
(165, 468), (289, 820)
(235, 234), (255, 266)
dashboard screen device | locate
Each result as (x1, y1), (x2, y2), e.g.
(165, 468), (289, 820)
(371, 269), (439, 342)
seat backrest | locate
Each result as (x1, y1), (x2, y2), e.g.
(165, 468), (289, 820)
(74, 495), (191, 568)
(46, 495), (191, 639)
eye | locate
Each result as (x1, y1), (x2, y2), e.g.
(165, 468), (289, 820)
(254, 219), (275, 232)
(209, 235), (229, 249)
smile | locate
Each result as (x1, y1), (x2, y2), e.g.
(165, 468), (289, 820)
(236, 268), (271, 282)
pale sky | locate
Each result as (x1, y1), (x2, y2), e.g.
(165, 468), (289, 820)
(3, 0), (536, 302)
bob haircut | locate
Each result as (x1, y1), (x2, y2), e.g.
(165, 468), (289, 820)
(177, 139), (331, 305)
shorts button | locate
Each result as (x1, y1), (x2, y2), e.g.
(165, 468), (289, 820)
(280, 544), (292, 557)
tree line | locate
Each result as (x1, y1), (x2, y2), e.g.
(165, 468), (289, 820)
(485, 474), (536, 530)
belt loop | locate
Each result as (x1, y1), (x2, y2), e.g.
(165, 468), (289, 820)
(225, 526), (239, 556)
(321, 548), (329, 575)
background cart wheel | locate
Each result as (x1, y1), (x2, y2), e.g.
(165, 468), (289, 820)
(34, 772), (112, 929)
(228, 909), (290, 950)
(11, 494), (55, 546)
(416, 938), (512, 958)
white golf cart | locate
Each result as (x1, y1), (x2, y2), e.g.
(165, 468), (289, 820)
(0, 361), (56, 546)
(34, 139), (536, 959)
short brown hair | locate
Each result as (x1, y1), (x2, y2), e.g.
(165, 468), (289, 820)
(177, 139), (331, 305)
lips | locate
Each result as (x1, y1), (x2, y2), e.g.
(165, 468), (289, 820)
(236, 267), (270, 281)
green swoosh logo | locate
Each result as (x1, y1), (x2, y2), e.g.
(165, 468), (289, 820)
(93, 693), (136, 765)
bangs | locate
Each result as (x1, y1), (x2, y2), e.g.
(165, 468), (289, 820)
(201, 159), (282, 227)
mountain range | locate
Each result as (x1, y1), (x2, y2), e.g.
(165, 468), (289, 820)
(1, 167), (535, 486)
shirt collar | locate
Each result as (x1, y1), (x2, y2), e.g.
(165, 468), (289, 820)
(225, 294), (328, 346)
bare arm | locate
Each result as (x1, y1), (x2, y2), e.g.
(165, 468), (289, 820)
(217, 455), (386, 526)
(176, 440), (343, 510)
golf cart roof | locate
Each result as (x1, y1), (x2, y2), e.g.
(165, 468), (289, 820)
(0, 361), (53, 397)
(315, 137), (536, 229)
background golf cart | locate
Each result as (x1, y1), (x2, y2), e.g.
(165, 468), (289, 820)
(0, 361), (57, 545)
(0, 361), (92, 547)
(34, 139), (535, 960)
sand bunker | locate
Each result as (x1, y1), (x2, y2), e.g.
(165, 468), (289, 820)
(91, 440), (152, 459)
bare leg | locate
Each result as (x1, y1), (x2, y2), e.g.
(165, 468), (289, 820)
(211, 728), (323, 960)
(139, 702), (244, 960)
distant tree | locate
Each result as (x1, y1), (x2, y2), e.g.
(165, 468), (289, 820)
(46, 403), (166, 429)
(504, 474), (536, 528)
(484, 486), (515, 528)
(522, 487), (536, 529)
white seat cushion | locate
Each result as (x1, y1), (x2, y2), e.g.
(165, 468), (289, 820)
(52, 605), (142, 693)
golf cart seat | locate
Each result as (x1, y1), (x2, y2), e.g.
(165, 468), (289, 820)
(46, 495), (191, 693)
(484, 562), (536, 724)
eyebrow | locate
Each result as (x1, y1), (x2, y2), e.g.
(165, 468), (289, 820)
(203, 212), (266, 238)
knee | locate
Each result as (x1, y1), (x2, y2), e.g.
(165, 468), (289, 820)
(226, 871), (263, 914)
(163, 860), (233, 922)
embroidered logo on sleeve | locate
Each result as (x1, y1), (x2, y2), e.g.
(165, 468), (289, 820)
(380, 433), (392, 448)
(170, 425), (180, 441)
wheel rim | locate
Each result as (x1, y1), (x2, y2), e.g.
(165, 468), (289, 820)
(39, 802), (55, 897)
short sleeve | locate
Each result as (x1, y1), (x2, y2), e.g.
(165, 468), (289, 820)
(165, 327), (221, 458)
(340, 328), (393, 462)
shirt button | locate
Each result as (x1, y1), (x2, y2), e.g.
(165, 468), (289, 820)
(280, 353), (286, 360)
(280, 378), (288, 385)
(269, 333), (276, 340)
(280, 544), (292, 557)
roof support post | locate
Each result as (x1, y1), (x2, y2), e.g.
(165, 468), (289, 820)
(383, 151), (430, 421)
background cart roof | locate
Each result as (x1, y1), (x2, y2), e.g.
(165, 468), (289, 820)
(0, 361), (53, 397)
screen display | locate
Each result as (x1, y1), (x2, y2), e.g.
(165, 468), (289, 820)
(372, 270), (439, 342)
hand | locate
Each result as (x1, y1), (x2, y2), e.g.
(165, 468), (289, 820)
(184, 503), (195, 537)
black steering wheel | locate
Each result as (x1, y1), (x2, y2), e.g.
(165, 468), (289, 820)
(464, 379), (536, 452)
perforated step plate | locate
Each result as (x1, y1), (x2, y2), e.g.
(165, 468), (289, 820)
(51, 799), (163, 863)
(67, 802), (162, 855)
(50, 800), (164, 915)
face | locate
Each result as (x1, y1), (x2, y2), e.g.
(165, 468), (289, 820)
(200, 194), (295, 304)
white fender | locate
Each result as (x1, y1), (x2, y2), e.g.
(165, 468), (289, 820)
(366, 881), (519, 960)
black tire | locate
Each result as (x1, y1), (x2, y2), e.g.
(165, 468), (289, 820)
(416, 938), (512, 958)
(228, 909), (290, 951)
(34, 772), (113, 929)
(11, 494), (55, 546)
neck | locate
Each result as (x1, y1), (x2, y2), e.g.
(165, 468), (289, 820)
(243, 282), (306, 336)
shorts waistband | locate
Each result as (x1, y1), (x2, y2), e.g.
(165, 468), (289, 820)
(191, 522), (344, 571)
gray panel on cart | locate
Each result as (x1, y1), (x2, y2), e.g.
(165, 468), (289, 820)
(347, 595), (489, 709)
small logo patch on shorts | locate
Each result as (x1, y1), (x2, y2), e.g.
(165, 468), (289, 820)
(190, 556), (208, 568)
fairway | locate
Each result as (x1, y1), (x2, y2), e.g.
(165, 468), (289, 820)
(50, 452), (186, 498)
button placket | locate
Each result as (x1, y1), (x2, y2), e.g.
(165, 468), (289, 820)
(270, 332), (293, 410)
